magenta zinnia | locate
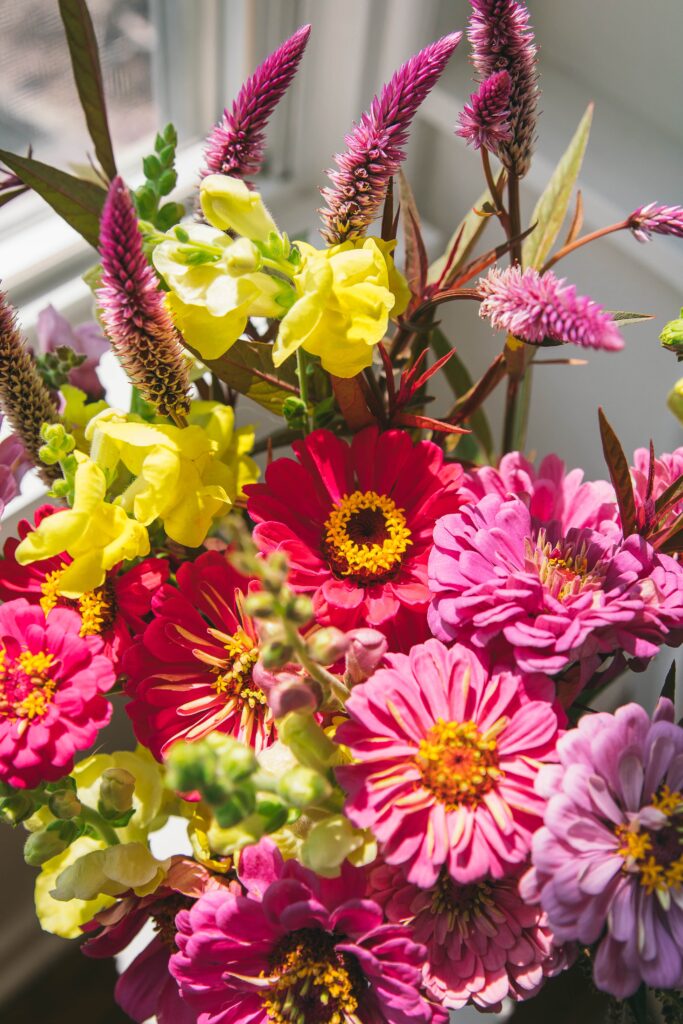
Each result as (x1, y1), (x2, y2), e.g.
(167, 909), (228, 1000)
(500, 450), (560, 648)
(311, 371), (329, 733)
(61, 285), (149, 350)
(0, 599), (115, 788)
(245, 426), (463, 648)
(336, 639), (561, 888)
(201, 25), (311, 180)
(124, 550), (273, 759)
(370, 861), (571, 1011)
(170, 838), (443, 1024)
(320, 33), (461, 244)
(456, 70), (512, 153)
(428, 493), (683, 683)
(479, 266), (624, 350)
(522, 698), (683, 998)
(98, 176), (190, 419)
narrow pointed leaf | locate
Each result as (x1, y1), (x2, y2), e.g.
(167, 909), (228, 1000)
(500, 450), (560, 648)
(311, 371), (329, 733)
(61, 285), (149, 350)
(59, 0), (117, 180)
(660, 660), (676, 703)
(607, 310), (656, 327)
(394, 412), (468, 434)
(654, 472), (683, 516)
(0, 149), (106, 247)
(428, 172), (505, 287)
(0, 187), (29, 209)
(431, 329), (494, 456)
(398, 171), (428, 304)
(188, 338), (299, 416)
(524, 103), (593, 269)
(598, 407), (637, 536)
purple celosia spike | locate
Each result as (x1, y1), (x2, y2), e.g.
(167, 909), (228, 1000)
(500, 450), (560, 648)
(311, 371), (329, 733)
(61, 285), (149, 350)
(456, 69), (512, 153)
(320, 33), (462, 244)
(628, 202), (683, 242)
(201, 25), (311, 180)
(98, 177), (190, 419)
(468, 0), (539, 177)
(478, 265), (624, 351)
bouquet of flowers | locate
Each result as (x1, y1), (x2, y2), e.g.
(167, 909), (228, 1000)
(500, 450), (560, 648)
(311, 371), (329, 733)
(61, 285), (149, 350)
(1, 2), (682, 1022)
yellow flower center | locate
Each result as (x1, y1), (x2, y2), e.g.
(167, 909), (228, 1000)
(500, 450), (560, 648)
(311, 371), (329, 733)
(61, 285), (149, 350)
(0, 647), (58, 721)
(40, 566), (116, 637)
(39, 565), (69, 616)
(322, 489), (412, 585)
(262, 928), (363, 1024)
(429, 869), (496, 937)
(204, 628), (264, 706)
(616, 785), (683, 894)
(529, 532), (602, 602)
(415, 717), (506, 808)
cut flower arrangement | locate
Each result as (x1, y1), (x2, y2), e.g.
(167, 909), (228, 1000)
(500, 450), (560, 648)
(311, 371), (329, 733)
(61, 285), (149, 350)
(1, 2), (683, 1022)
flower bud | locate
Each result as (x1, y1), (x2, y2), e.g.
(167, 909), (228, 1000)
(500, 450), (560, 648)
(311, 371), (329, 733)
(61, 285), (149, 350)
(283, 594), (314, 625)
(278, 712), (338, 774)
(667, 377), (683, 426)
(345, 628), (388, 685)
(244, 592), (277, 619)
(255, 795), (289, 833)
(48, 789), (82, 820)
(0, 792), (35, 825)
(24, 828), (69, 867)
(200, 175), (279, 242)
(261, 641), (294, 670)
(260, 552), (289, 594)
(214, 787), (256, 828)
(306, 627), (349, 666)
(254, 662), (320, 719)
(165, 741), (212, 794)
(214, 737), (258, 784)
(277, 765), (331, 808)
(98, 768), (135, 819)
(660, 315), (683, 355)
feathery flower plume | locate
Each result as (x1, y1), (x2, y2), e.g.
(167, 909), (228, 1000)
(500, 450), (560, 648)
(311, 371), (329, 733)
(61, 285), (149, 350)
(201, 25), (311, 180)
(479, 266), (624, 351)
(98, 177), (190, 420)
(628, 202), (683, 242)
(0, 289), (60, 482)
(456, 69), (512, 152)
(320, 33), (462, 244)
(468, 0), (539, 177)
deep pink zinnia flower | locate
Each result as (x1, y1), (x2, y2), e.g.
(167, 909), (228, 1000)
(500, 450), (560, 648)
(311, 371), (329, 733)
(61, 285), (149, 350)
(82, 857), (226, 1024)
(628, 202), (683, 242)
(479, 266), (624, 351)
(170, 838), (445, 1024)
(428, 493), (683, 683)
(98, 177), (190, 419)
(245, 427), (463, 648)
(370, 861), (572, 1011)
(521, 698), (683, 998)
(468, 0), (539, 176)
(336, 639), (561, 888)
(0, 599), (114, 788)
(0, 506), (169, 668)
(320, 33), (461, 243)
(201, 25), (311, 181)
(456, 70), (512, 153)
(630, 445), (683, 537)
(124, 550), (274, 759)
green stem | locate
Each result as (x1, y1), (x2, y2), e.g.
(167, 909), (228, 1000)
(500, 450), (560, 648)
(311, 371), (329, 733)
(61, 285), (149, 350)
(79, 805), (120, 845)
(295, 348), (311, 433)
(501, 172), (532, 454)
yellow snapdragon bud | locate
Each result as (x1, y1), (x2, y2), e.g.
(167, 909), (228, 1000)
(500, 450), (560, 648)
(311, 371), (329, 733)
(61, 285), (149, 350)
(200, 174), (279, 241)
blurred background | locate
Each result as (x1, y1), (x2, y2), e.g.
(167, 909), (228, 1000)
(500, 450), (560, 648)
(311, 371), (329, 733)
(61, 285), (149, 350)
(0, 0), (682, 1019)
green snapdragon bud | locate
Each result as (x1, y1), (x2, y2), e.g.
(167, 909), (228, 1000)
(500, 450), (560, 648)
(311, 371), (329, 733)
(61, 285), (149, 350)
(306, 628), (349, 666)
(260, 552), (289, 594)
(283, 594), (314, 626)
(261, 641), (294, 670)
(48, 789), (82, 820)
(244, 592), (277, 619)
(667, 377), (683, 425)
(214, 788), (256, 828)
(278, 712), (338, 775)
(661, 315), (683, 359)
(24, 828), (70, 866)
(0, 792), (35, 825)
(98, 768), (135, 819)
(277, 766), (331, 808)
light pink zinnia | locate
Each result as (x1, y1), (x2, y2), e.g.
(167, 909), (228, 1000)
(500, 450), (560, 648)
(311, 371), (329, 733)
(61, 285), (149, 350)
(0, 599), (114, 788)
(628, 202), (683, 243)
(370, 861), (572, 1011)
(521, 698), (683, 998)
(479, 266), (624, 351)
(456, 70), (512, 153)
(630, 445), (683, 537)
(428, 493), (683, 684)
(336, 639), (561, 888)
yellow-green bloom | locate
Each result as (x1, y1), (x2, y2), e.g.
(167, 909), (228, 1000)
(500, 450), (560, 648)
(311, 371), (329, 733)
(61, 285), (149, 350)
(35, 836), (114, 938)
(61, 384), (109, 451)
(668, 376), (683, 425)
(301, 814), (377, 877)
(73, 747), (170, 841)
(200, 174), (279, 241)
(15, 455), (150, 596)
(188, 401), (259, 498)
(274, 238), (409, 377)
(51, 842), (171, 902)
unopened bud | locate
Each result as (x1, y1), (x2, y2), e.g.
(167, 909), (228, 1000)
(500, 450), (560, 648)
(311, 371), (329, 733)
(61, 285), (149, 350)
(260, 552), (289, 594)
(277, 766), (331, 808)
(165, 741), (210, 794)
(244, 592), (277, 619)
(24, 828), (69, 867)
(98, 768), (135, 819)
(214, 787), (256, 828)
(261, 641), (294, 670)
(667, 377), (683, 426)
(283, 594), (313, 625)
(306, 628), (349, 666)
(215, 737), (258, 784)
(0, 792), (34, 825)
(345, 628), (388, 685)
(48, 789), (82, 820)
(255, 795), (289, 832)
(278, 712), (338, 774)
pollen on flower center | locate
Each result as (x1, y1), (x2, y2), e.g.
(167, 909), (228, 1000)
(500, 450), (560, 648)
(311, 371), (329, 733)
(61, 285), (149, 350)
(206, 628), (263, 706)
(416, 717), (505, 808)
(529, 532), (600, 601)
(616, 785), (683, 894)
(322, 489), (412, 585)
(262, 928), (363, 1024)
(39, 564), (69, 616)
(0, 647), (58, 721)
(41, 566), (117, 637)
(430, 869), (495, 934)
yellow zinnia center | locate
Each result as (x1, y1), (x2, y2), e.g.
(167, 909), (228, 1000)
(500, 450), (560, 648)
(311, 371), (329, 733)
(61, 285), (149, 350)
(616, 785), (683, 894)
(322, 489), (411, 584)
(262, 928), (362, 1024)
(416, 717), (506, 808)
(40, 566), (116, 637)
(0, 648), (58, 721)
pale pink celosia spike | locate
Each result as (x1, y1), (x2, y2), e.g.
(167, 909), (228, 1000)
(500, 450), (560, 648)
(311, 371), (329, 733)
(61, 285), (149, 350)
(456, 69), (512, 152)
(468, 0), (539, 177)
(320, 33), (462, 244)
(478, 265), (624, 351)
(628, 202), (683, 242)
(201, 25), (311, 180)
(98, 177), (190, 419)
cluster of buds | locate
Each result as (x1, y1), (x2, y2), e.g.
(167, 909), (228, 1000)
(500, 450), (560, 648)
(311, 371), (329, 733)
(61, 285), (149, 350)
(34, 345), (88, 392)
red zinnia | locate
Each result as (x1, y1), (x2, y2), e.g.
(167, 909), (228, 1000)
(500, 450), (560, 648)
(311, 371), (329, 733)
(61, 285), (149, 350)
(124, 550), (273, 759)
(245, 427), (463, 647)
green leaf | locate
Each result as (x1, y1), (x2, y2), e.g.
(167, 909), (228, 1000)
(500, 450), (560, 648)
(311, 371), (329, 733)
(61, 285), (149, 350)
(606, 311), (656, 327)
(598, 407), (637, 537)
(660, 660), (676, 703)
(431, 329), (494, 456)
(190, 338), (300, 416)
(428, 173), (505, 287)
(0, 149), (105, 248)
(58, 0), (117, 180)
(523, 103), (593, 270)
(398, 171), (428, 302)
(626, 984), (650, 1024)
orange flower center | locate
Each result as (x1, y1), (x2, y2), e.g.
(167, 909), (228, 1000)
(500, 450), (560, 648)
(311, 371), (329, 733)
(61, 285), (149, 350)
(0, 647), (58, 721)
(416, 717), (506, 808)
(322, 489), (411, 585)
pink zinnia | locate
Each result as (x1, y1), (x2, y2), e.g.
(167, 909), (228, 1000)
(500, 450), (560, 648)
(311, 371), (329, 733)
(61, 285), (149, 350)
(429, 493), (683, 684)
(628, 202), (683, 242)
(336, 639), (561, 888)
(479, 265), (624, 351)
(521, 699), (683, 998)
(630, 445), (683, 537)
(124, 550), (273, 759)
(456, 70), (512, 153)
(245, 427), (463, 648)
(370, 861), (571, 1011)
(0, 599), (114, 788)
(170, 838), (444, 1024)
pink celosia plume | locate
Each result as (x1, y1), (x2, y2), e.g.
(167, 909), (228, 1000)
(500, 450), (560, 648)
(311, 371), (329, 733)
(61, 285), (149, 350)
(320, 33), (462, 244)
(628, 202), (683, 242)
(201, 25), (311, 180)
(456, 69), (512, 153)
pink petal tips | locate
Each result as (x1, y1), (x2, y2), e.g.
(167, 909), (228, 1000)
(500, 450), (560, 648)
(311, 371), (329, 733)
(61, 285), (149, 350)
(320, 33), (462, 244)
(456, 69), (512, 153)
(628, 202), (683, 242)
(201, 25), (311, 181)
(98, 177), (190, 419)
